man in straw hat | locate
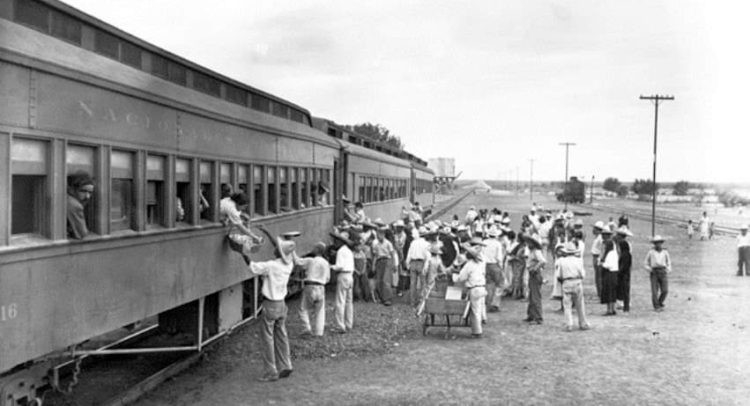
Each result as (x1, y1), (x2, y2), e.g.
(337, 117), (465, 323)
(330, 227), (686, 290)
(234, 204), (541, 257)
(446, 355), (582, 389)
(406, 226), (432, 307)
(556, 242), (590, 331)
(454, 237), (487, 337)
(590, 221), (605, 300)
(371, 225), (398, 306)
(330, 231), (356, 332)
(296, 242), (331, 337)
(483, 226), (506, 312)
(644, 235), (671, 311)
(737, 225), (750, 276)
(248, 231), (298, 382)
(523, 233), (546, 324)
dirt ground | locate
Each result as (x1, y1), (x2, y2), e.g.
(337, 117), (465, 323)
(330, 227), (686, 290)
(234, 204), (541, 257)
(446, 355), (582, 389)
(135, 194), (750, 405)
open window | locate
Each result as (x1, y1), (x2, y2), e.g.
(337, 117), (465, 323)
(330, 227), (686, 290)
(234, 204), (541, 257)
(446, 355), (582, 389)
(253, 165), (264, 216)
(199, 161), (214, 222)
(291, 168), (300, 210)
(11, 138), (48, 240)
(279, 167), (289, 211)
(66, 144), (96, 237)
(175, 158), (192, 225)
(220, 163), (232, 199)
(110, 150), (135, 232)
(238, 165), (248, 195)
(267, 167), (277, 214)
(146, 154), (165, 228)
(300, 168), (309, 209)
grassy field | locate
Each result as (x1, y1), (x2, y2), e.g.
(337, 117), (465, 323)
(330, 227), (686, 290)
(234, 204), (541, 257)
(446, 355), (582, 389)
(135, 194), (750, 406)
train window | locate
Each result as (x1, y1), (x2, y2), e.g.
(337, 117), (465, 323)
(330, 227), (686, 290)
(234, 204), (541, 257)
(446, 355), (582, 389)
(94, 29), (120, 60)
(379, 178), (386, 201)
(279, 167), (289, 211)
(66, 144), (96, 235)
(110, 150), (135, 232)
(146, 155), (165, 228)
(50, 9), (81, 45)
(220, 163), (232, 197)
(151, 53), (169, 79)
(300, 168), (308, 209)
(193, 70), (221, 97)
(290, 109), (304, 123)
(267, 167), (277, 214)
(121, 40), (142, 69)
(199, 161), (214, 221)
(175, 158), (192, 224)
(14, 0), (49, 32)
(310, 169), (319, 207)
(291, 168), (299, 210)
(167, 61), (187, 86)
(253, 165), (264, 216)
(320, 169), (330, 205)
(237, 164), (248, 195)
(226, 84), (247, 106)
(251, 93), (271, 113)
(272, 102), (289, 119)
(11, 138), (48, 237)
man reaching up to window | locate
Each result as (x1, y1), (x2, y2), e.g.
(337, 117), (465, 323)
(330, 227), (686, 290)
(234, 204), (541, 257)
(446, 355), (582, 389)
(67, 171), (94, 239)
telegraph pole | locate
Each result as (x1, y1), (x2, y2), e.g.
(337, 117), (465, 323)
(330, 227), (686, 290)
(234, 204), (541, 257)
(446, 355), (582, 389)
(589, 175), (595, 204)
(640, 94), (674, 237)
(559, 142), (576, 210)
(529, 159), (535, 202)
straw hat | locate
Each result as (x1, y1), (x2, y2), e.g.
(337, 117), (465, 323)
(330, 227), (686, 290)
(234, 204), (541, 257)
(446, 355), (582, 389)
(574, 219), (584, 227)
(330, 231), (353, 246)
(282, 231), (301, 239)
(616, 226), (633, 237)
(593, 221), (605, 230)
(563, 242), (578, 254)
(650, 235), (665, 243)
(373, 218), (387, 228)
(276, 237), (296, 264)
(342, 195), (351, 203)
(429, 245), (443, 255)
(394, 219), (405, 228)
(487, 227), (500, 238)
(741, 225), (749, 230)
(467, 236), (486, 246)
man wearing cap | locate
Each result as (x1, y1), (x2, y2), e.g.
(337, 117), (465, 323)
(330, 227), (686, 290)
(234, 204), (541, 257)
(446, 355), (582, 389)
(644, 235), (671, 311)
(482, 227), (505, 312)
(67, 171), (95, 239)
(455, 238), (487, 337)
(556, 242), (590, 331)
(248, 234), (297, 382)
(371, 226), (397, 306)
(590, 221), (605, 299)
(296, 242), (331, 337)
(737, 225), (750, 276)
(406, 227), (431, 306)
(331, 231), (356, 332)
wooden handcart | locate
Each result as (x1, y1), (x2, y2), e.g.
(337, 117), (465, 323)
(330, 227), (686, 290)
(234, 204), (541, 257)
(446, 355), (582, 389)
(420, 279), (472, 338)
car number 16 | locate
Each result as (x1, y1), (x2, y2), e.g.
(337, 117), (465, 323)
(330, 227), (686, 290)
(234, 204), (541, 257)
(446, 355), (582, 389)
(1, 303), (18, 321)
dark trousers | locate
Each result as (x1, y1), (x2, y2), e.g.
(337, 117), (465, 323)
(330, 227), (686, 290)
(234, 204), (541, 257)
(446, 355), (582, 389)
(353, 271), (372, 302)
(375, 258), (393, 304)
(617, 268), (631, 311)
(592, 255), (601, 299)
(650, 268), (669, 308)
(527, 270), (543, 321)
(738, 247), (750, 276)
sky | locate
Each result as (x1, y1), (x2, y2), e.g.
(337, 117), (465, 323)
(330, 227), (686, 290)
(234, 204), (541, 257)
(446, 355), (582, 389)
(64, 0), (750, 183)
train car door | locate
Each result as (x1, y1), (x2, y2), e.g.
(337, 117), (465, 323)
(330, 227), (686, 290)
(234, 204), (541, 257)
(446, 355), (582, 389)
(409, 168), (416, 203)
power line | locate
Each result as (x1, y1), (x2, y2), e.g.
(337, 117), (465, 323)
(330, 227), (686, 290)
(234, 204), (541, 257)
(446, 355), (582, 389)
(639, 94), (674, 237)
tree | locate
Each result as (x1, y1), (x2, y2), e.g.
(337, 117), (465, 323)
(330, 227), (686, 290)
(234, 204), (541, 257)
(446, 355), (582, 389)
(345, 122), (404, 150)
(631, 178), (658, 196)
(603, 177), (621, 193)
(673, 180), (690, 196)
(617, 185), (629, 197)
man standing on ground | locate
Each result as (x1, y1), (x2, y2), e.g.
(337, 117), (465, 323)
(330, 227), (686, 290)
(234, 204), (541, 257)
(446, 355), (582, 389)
(248, 234), (297, 382)
(557, 242), (590, 332)
(331, 231), (355, 332)
(296, 242), (330, 337)
(644, 235), (671, 311)
(737, 225), (750, 276)
(372, 226), (397, 306)
(406, 227), (431, 306)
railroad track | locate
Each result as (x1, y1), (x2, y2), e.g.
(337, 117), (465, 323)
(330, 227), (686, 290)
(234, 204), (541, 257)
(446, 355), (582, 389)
(571, 202), (741, 236)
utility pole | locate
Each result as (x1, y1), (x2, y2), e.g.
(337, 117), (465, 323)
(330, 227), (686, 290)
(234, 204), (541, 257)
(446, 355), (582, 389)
(589, 175), (595, 204)
(640, 94), (674, 237)
(559, 142), (576, 210)
(529, 158), (535, 202)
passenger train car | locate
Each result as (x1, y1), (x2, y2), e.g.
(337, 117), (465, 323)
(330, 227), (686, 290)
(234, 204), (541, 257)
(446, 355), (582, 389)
(0, 0), (435, 402)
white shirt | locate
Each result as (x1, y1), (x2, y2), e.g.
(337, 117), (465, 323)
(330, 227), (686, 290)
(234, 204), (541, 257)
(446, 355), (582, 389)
(590, 235), (603, 256)
(738, 233), (750, 248)
(481, 238), (504, 265)
(465, 209), (478, 223)
(334, 245), (355, 273)
(644, 249), (672, 273)
(220, 197), (243, 226)
(556, 255), (586, 280)
(407, 237), (431, 263)
(250, 259), (294, 301)
(296, 256), (331, 285)
(539, 221), (552, 240)
(456, 259), (486, 288)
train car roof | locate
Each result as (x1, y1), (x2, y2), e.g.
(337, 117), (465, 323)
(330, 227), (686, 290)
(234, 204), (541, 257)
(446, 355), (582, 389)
(18, 0), (313, 124)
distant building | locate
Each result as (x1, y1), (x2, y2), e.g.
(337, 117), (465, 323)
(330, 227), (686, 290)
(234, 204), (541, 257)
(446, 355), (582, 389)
(428, 157), (455, 178)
